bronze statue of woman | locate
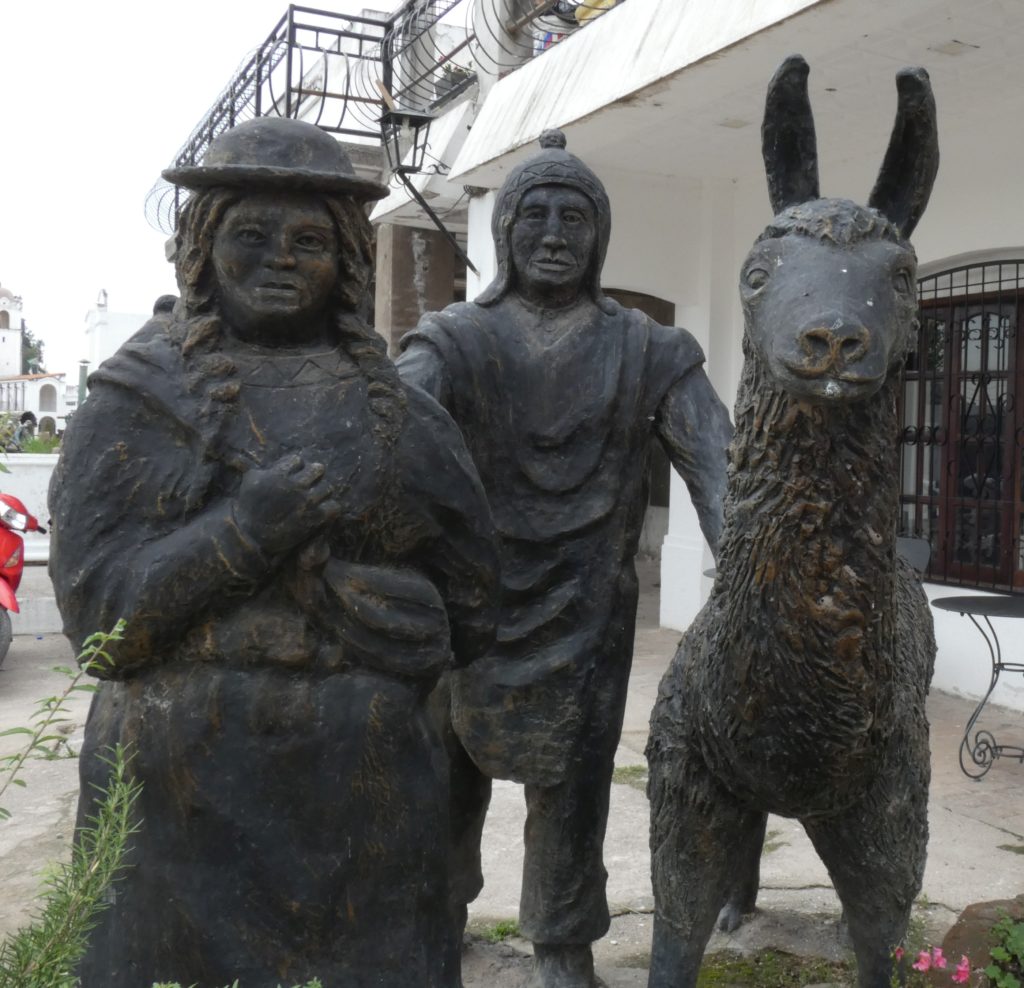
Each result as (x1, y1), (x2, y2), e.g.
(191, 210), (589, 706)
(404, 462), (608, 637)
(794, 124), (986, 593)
(50, 116), (498, 988)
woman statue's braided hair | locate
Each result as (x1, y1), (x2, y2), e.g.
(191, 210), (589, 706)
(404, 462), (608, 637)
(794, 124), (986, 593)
(171, 188), (406, 450)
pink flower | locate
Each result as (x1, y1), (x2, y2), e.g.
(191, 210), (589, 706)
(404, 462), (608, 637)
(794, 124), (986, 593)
(952, 954), (971, 984)
(931, 946), (948, 969)
(913, 950), (932, 971)
(894, 946), (905, 961)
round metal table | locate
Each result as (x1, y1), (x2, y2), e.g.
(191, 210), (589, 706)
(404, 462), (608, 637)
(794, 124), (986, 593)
(931, 594), (1024, 779)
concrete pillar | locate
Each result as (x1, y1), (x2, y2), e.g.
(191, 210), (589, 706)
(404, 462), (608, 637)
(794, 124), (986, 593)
(465, 191), (498, 300)
(374, 223), (456, 355)
(660, 178), (737, 632)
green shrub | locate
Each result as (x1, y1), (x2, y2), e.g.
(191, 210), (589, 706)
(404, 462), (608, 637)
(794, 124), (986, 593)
(986, 913), (1024, 988)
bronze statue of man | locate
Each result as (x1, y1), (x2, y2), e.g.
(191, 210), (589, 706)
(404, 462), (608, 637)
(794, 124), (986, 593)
(51, 116), (498, 988)
(397, 130), (733, 988)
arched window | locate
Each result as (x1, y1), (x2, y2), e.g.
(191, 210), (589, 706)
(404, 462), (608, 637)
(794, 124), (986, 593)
(39, 383), (57, 412)
(39, 416), (56, 436)
(900, 260), (1024, 590)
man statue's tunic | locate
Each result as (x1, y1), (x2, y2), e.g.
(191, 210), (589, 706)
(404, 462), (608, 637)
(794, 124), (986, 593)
(399, 295), (731, 943)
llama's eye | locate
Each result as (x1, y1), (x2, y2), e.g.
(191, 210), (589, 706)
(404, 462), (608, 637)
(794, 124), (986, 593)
(893, 269), (914, 294)
(745, 266), (770, 290)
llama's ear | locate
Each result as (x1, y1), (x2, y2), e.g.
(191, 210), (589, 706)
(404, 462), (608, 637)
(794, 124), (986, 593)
(762, 54), (820, 214)
(868, 67), (939, 239)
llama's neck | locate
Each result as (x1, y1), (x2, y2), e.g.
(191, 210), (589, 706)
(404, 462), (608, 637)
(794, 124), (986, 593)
(717, 348), (901, 645)
(693, 347), (906, 814)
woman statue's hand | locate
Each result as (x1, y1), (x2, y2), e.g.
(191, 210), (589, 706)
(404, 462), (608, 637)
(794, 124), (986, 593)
(234, 454), (340, 556)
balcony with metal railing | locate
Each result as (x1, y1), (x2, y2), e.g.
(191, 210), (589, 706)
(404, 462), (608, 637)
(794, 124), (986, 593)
(144, 0), (627, 234)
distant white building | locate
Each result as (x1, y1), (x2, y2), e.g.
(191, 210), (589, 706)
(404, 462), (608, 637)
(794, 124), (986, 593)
(83, 289), (149, 371)
(0, 283), (26, 378)
(0, 284), (69, 432)
(0, 372), (69, 435)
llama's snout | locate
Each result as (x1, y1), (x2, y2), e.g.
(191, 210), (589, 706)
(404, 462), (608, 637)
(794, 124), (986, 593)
(771, 311), (890, 400)
(794, 322), (870, 377)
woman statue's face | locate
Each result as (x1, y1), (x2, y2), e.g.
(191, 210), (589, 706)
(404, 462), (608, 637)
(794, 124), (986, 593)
(212, 192), (339, 344)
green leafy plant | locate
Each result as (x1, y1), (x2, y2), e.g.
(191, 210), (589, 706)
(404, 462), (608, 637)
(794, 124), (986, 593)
(985, 913), (1024, 988)
(0, 621), (125, 820)
(0, 623), (135, 988)
(18, 435), (59, 454)
(0, 745), (140, 988)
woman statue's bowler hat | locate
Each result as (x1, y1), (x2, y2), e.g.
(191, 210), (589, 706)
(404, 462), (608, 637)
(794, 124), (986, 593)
(163, 116), (389, 201)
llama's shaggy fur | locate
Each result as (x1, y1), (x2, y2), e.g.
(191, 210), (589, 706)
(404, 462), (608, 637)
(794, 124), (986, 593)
(646, 54), (940, 970)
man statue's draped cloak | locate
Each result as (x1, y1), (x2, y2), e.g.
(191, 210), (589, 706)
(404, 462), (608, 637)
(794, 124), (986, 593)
(400, 299), (726, 786)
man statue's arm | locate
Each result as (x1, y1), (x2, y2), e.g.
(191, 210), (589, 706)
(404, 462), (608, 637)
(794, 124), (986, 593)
(395, 338), (453, 408)
(655, 367), (734, 560)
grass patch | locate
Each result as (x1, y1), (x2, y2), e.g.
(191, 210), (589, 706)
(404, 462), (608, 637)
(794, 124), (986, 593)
(479, 919), (521, 943)
(696, 950), (851, 986)
(612, 764), (648, 792)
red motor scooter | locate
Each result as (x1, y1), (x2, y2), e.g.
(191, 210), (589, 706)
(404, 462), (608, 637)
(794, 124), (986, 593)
(0, 493), (45, 668)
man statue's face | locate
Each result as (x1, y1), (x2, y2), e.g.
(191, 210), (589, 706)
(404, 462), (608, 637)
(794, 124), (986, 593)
(510, 185), (597, 304)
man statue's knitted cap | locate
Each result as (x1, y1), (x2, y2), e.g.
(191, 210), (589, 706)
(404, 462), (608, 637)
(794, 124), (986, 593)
(476, 130), (612, 309)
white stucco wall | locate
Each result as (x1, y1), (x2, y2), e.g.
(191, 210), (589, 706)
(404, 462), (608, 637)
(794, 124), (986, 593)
(0, 453), (56, 563)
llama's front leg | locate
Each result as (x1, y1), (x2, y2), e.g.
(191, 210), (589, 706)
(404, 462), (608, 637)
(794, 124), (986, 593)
(647, 742), (766, 988)
(803, 756), (929, 988)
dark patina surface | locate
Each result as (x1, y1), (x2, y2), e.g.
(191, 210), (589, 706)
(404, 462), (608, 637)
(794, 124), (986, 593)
(50, 117), (499, 988)
(646, 56), (940, 988)
(399, 131), (733, 988)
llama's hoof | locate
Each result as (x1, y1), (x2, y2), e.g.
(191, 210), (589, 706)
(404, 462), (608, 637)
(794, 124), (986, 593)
(529, 943), (597, 988)
(716, 902), (752, 933)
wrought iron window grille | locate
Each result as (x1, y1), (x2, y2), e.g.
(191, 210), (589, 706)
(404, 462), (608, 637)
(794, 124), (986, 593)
(900, 260), (1024, 592)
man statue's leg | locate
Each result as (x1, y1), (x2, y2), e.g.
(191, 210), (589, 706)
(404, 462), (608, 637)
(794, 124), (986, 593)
(519, 744), (617, 988)
(518, 613), (634, 988)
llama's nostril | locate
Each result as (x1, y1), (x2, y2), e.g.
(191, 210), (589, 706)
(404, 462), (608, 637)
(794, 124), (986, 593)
(802, 328), (833, 359)
(841, 336), (866, 359)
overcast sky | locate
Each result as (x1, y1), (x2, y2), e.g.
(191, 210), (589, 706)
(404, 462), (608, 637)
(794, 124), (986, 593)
(0, 0), (376, 380)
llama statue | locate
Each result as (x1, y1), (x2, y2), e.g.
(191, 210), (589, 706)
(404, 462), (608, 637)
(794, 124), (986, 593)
(646, 55), (939, 988)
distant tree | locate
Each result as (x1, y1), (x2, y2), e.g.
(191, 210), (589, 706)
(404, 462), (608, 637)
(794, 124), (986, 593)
(21, 325), (44, 374)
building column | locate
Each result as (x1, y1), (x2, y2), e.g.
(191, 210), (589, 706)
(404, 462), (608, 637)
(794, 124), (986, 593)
(464, 190), (497, 301)
(374, 223), (456, 356)
(660, 178), (737, 631)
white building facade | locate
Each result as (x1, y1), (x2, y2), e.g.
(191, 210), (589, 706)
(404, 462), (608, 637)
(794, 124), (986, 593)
(0, 373), (69, 435)
(373, 0), (1024, 712)
(0, 284), (26, 377)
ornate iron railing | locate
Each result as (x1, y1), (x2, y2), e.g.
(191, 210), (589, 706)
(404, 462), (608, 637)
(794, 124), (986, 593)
(145, 5), (392, 233)
(145, 0), (628, 233)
